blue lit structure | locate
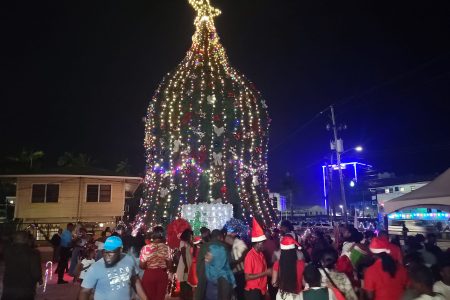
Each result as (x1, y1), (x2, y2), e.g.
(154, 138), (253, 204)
(322, 162), (373, 211)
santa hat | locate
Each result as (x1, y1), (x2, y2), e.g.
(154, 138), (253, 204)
(193, 236), (202, 245)
(369, 237), (391, 254)
(251, 218), (266, 243)
(280, 235), (301, 250)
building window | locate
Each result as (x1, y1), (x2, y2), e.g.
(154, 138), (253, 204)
(32, 184), (59, 203)
(385, 189), (390, 194)
(394, 187), (399, 192)
(86, 184), (111, 202)
(400, 187), (405, 192)
(411, 186), (416, 191)
(389, 188), (394, 193)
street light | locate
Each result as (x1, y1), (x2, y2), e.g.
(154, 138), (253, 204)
(339, 205), (344, 215)
(355, 146), (363, 152)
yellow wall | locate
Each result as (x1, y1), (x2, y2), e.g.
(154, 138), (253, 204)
(15, 177), (126, 222)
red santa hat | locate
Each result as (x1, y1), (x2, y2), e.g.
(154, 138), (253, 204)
(280, 235), (301, 250)
(369, 237), (391, 254)
(251, 218), (266, 243)
(193, 236), (202, 245)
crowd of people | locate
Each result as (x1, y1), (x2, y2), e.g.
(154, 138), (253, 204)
(2, 218), (450, 300)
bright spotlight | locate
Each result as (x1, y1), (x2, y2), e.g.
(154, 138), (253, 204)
(355, 146), (363, 152)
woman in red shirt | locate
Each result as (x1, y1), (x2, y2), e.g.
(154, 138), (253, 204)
(272, 236), (305, 299)
(363, 237), (408, 300)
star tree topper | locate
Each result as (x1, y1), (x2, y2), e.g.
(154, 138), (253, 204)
(188, 0), (221, 25)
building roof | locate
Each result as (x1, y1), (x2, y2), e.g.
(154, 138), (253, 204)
(0, 166), (142, 180)
(384, 167), (450, 214)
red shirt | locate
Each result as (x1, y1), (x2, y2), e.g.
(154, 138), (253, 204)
(273, 259), (305, 293)
(244, 248), (268, 294)
(364, 259), (408, 300)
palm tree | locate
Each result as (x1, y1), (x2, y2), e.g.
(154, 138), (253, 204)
(57, 152), (92, 168)
(7, 149), (44, 169)
(116, 159), (131, 175)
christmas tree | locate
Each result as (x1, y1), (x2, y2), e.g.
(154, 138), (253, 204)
(137, 0), (276, 229)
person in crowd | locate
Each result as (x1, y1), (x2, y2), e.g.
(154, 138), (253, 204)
(200, 227), (211, 243)
(409, 236), (437, 267)
(318, 247), (358, 300)
(279, 220), (300, 243)
(433, 259), (450, 299)
(95, 230), (107, 261)
(272, 235), (305, 300)
(362, 230), (375, 248)
(177, 229), (194, 300)
(51, 228), (62, 262)
(363, 237), (408, 300)
(264, 229), (280, 300)
(409, 264), (445, 300)
(78, 236), (147, 300)
(57, 222), (74, 284)
(244, 218), (272, 300)
(139, 226), (170, 300)
(74, 248), (96, 284)
(336, 227), (367, 287)
(1, 231), (42, 300)
(378, 230), (403, 264)
(195, 228), (222, 300)
(402, 222), (410, 241)
(425, 234), (443, 259)
(188, 236), (202, 292)
(299, 264), (338, 300)
(225, 231), (248, 300)
(69, 227), (88, 276)
(204, 230), (236, 300)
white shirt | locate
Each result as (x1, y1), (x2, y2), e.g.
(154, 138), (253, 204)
(433, 281), (450, 300)
(79, 258), (95, 280)
(95, 241), (104, 250)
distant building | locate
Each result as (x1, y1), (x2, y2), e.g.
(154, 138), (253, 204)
(374, 181), (430, 207)
(0, 171), (141, 240)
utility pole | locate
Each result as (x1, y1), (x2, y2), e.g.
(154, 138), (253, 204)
(330, 105), (348, 224)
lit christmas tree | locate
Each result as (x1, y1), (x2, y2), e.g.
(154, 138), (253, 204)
(137, 0), (276, 229)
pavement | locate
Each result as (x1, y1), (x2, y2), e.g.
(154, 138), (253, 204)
(0, 246), (179, 300)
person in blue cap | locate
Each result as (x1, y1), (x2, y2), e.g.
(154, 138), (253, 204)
(78, 236), (147, 300)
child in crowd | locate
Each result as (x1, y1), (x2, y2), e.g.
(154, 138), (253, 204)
(299, 264), (338, 300)
(75, 248), (96, 284)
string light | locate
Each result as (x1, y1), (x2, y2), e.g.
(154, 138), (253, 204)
(135, 0), (277, 229)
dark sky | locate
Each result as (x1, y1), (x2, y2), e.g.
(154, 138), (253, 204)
(1, 1), (450, 204)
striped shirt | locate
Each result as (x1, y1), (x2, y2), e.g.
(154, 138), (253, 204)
(139, 242), (169, 269)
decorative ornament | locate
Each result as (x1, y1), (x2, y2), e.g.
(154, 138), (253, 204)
(160, 187), (170, 198)
(220, 185), (227, 194)
(213, 114), (221, 122)
(170, 183), (177, 191)
(213, 125), (225, 137)
(207, 94), (216, 105)
(173, 139), (182, 152)
(224, 218), (250, 241)
(212, 152), (223, 166)
(261, 100), (268, 109)
(252, 175), (260, 186)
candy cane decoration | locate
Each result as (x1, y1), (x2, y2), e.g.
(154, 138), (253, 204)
(43, 261), (53, 293)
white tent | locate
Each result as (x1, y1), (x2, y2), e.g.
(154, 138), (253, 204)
(384, 168), (450, 214)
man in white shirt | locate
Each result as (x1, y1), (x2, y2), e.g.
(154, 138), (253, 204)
(433, 261), (450, 299)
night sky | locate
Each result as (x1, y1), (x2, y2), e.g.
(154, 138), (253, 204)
(1, 1), (450, 204)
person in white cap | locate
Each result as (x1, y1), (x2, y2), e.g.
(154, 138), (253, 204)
(272, 235), (305, 300)
(244, 218), (272, 300)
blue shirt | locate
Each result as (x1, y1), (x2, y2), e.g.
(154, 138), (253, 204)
(81, 254), (139, 300)
(60, 229), (72, 247)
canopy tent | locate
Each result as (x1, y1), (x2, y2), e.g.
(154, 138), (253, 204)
(384, 168), (450, 214)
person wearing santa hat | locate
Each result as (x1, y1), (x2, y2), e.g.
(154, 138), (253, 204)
(363, 237), (408, 300)
(271, 235), (305, 300)
(244, 218), (272, 300)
